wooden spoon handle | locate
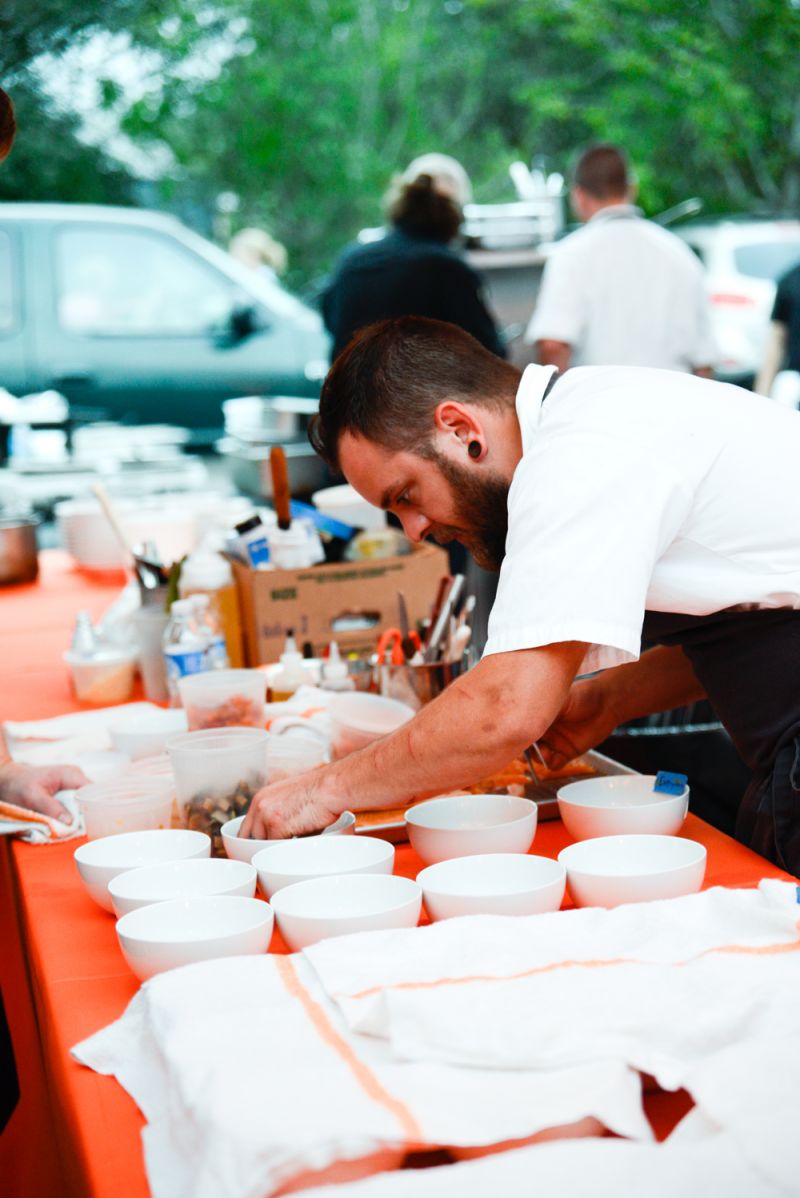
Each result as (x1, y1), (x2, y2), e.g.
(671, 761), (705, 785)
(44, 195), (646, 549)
(269, 446), (292, 530)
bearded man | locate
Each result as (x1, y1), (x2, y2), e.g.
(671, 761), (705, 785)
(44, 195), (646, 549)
(243, 317), (800, 873)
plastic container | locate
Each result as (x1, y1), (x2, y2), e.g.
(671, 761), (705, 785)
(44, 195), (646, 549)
(329, 692), (415, 760)
(266, 732), (327, 782)
(64, 647), (137, 705)
(178, 668), (266, 731)
(166, 727), (268, 856)
(76, 777), (174, 840)
(267, 524), (315, 569)
(131, 607), (170, 703)
(312, 484), (387, 531)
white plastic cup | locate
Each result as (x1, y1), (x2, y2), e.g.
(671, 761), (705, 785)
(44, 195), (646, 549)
(177, 668), (266, 731)
(63, 648), (137, 706)
(167, 727), (268, 856)
(76, 777), (174, 840)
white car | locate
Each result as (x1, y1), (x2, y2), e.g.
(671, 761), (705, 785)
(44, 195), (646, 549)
(675, 218), (800, 384)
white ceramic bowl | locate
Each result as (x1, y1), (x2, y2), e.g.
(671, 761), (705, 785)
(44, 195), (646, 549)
(558, 834), (707, 909)
(405, 794), (537, 866)
(270, 873), (422, 950)
(417, 853), (566, 921)
(252, 834), (394, 898)
(311, 483), (387, 531)
(109, 709), (188, 760)
(116, 895), (273, 981)
(108, 858), (257, 917)
(221, 811), (356, 864)
(557, 775), (690, 840)
(73, 828), (211, 912)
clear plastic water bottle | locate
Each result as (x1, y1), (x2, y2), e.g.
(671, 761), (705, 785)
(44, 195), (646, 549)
(191, 593), (230, 671)
(162, 599), (210, 706)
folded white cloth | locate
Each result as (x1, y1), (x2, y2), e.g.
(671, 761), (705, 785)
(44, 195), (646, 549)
(4, 702), (163, 761)
(293, 1132), (780, 1198)
(0, 788), (83, 843)
(304, 881), (800, 1036)
(72, 954), (648, 1198)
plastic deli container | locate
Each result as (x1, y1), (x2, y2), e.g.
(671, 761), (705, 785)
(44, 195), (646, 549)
(167, 727), (268, 856)
(266, 733), (327, 783)
(177, 669), (266, 731)
(329, 693), (415, 760)
(63, 647), (137, 705)
(76, 777), (174, 840)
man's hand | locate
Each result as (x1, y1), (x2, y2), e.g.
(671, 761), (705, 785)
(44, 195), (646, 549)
(538, 678), (619, 771)
(0, 762), (89, 821)
(241, 769), (343, 840)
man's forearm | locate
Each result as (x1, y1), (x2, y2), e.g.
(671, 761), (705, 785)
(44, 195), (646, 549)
(536, 339), (571, 373)
(597, 644), (705, 727)
(319, 643), (585, 813)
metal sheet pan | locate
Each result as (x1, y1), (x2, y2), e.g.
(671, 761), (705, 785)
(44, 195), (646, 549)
(354, 750), (638, 843)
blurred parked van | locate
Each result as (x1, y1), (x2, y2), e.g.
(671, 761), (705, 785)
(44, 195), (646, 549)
(0, 204), (329, 437)
(675, 217), (800, 386)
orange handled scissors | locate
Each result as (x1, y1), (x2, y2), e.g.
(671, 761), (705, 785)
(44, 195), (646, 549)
(377, 627), (422, 665)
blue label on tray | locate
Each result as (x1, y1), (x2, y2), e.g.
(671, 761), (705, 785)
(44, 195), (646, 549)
(654, 770), (689, 795)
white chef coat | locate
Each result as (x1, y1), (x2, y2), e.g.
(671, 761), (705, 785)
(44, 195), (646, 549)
(484, 364), (800, 674)
(525, 205), (716, 372)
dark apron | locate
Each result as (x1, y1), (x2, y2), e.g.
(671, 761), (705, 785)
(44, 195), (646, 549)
(642, 608), (800, 873)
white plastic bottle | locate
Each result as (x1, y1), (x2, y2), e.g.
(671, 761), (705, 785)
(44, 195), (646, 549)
(319, 641), (354, 692)
(162, 599), (210, 706)
(190, 593), (230, 671)
(269, 630), (308, 701)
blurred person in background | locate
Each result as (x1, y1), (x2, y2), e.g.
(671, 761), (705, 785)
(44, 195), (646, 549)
(321, 152), (505, 362)
(229, 226), (288, 282)
(755, 258), (800, 407)
(527, 144), (715, 377)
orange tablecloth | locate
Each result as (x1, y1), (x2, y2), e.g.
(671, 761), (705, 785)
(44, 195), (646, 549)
(1, 552), (795, 1197)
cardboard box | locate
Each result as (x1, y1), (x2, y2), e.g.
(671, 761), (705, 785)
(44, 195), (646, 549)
(231, 542), (449, 665)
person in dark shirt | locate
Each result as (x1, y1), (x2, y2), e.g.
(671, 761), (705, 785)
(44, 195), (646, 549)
(755, 259), (800, 398)
(322, 153), (504, 362)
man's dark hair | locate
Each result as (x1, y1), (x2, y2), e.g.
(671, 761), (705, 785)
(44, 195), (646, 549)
(386, 174), (461, 243)
(309, 316), (520, 470)
(573, 144), (630, 200)
(0, 89), (15, 163)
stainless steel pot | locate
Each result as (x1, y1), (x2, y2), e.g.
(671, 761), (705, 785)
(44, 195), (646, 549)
(0, 517), (40, 584)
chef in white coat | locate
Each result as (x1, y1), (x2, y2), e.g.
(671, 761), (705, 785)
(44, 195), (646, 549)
(243, 316), (800, 872)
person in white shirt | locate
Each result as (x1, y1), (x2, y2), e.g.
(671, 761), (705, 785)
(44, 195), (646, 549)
(243, 316), (800, 873)
(526, 144), (715, 377)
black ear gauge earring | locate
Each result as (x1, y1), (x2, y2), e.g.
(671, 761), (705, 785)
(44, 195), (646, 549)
(468, 440), (482, 459)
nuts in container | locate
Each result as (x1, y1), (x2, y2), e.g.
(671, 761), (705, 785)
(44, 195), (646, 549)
(183, 775), (261, 856)
(167, 727), (268, 857)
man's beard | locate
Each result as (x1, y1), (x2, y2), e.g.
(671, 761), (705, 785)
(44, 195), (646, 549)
(426, 452), (510, 572)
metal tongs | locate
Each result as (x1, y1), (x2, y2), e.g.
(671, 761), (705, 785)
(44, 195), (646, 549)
(522, 741), (549, 787)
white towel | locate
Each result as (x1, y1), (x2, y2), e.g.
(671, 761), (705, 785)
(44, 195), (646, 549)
(4, 702), (163, 762)
(0, 788), (84, 843)
(290, 1133), (780, 1198)
(72, 954), (648, 1198)
(303, 881), (800, 1037)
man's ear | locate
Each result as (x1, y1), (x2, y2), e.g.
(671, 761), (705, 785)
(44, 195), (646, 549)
(433, 401), (486, 456)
